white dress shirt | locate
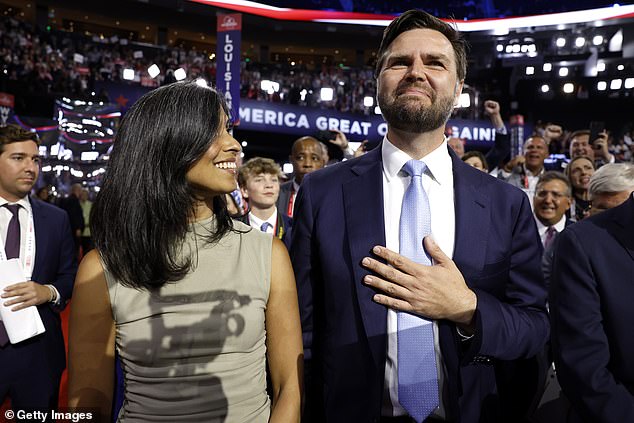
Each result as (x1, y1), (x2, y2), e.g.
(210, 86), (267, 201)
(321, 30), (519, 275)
(535, 214), (567, 246)
(248, 208), (278, 234)
(0, 195), (35, 276)
(381, 137), (455, 419)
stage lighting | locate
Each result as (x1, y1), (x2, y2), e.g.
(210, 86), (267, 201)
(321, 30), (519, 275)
(597, 62), (606, 72)
(593, 35), (604, 45)
(575, 37), (586, 48)
(496, 44), (503, 52)
(260, 80), (279, 94)
(195, 78), (208, 88)
(625, 78), (634, 89)
(559, 67), (569, 77)
(525, 66), (535, 75)
(543, 63), (552, 72)
(122, 68), (135, 80)
(610, 79), (622, 89)
(563, 83), (575, 93)
(541, 84), (550, 93)
(374, 106), (382, 115)
(363, 96), (374, 107)
(174, 68), (186, 81)
(556, 37), (566, 47)
(320, 87), (334, 101)
(617, 64), (625, 71)
(148, 64), (160, 78)
(597, 81), (607, 91)
(456, 93), (471, 108)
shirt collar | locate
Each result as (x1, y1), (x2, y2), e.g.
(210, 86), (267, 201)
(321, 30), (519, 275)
(381, 136), (453, 186)
(292, 179), (300, 193)
(535, 214), (567, 235)
(0, 195), (32, 214)
(248, 208), (278, 228)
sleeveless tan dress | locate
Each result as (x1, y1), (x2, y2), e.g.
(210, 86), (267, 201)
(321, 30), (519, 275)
(105, 218), (272, 422)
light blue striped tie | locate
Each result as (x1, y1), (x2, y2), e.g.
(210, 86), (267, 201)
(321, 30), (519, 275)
(398, 159), (439, 422)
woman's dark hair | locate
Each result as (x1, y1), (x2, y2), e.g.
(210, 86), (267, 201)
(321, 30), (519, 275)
(462, 150), (488, 171)
(91, 81), (233, 289)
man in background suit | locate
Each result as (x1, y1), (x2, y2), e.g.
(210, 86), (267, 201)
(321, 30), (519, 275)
(550, 193), (634, 423)
(0, 124), (76, 415)
(291, 10), (548, 423)
(277, 136), (325, 218)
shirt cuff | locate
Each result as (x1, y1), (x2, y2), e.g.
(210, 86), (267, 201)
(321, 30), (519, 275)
(46, 284), (61, 305)
(495, 126), (508, 135)
(456, 326), (474, 341)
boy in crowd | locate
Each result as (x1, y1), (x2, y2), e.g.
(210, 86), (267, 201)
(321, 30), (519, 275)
(237, 157), (292, 249)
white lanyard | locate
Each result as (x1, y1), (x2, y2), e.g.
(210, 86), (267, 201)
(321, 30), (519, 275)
(0, 207), (36, 280)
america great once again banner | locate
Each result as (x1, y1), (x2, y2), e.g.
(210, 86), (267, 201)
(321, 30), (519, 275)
(237, 99), (528, 147)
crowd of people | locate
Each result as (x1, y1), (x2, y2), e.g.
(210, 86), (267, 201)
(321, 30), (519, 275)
(2, 7), (634, 423)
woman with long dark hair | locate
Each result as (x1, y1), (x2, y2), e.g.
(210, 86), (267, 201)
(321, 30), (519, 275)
(67, 82), (302, 422)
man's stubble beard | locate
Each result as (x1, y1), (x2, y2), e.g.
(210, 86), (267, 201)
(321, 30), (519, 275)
(378, 87), (455, 134)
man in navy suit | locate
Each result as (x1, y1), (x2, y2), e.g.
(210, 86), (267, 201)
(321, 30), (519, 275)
(290, 10), (548, 423)
(0, 124), (76, 415)
(550, 193), (634, 423)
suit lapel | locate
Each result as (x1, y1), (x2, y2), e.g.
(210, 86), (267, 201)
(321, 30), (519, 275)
(342, 147), (388, 368)
(451, 152), (490, 279)
(610, 196), (634, 261)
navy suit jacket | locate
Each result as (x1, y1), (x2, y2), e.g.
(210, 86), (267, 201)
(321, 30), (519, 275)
(550, 195), (634, 423)
(290, 144), (549, 423)
(0, 198), (76, 380)
(277, 179), (295, 218)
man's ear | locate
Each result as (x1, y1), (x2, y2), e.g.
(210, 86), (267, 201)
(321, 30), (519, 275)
(240, 186), (248, 200)
(453, 80), (465, 107)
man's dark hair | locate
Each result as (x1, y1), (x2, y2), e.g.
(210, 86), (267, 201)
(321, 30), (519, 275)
(91, 81), (234, 289)
(0, 124), (40, 153)
(537, 171), (572, 197)
(375, 9), (468, 80)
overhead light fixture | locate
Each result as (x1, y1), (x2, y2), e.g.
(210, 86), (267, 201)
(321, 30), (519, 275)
(617, 64), (625, 71)
(496, 44), (504, 52)
(195, 78), (208, 88)
(625, 78), (634, 89)
(363, 96), (374, 107)
(556, 37), (566, 47)
(374, 105), (382, 115)
(575, 36), (586, 48)
(593, 35), (604, 45)
(597, 62), (606, 72)
(541, 84), (550, 93)
(610, 79), (622, 89)
(543, 63), (552, 72)
(525, 66), (535, 75)
(148, 64), (160, 78)
(597, 81), (607, 91)
(563, 83), (575, 93)
(260, 80), (280, 94)
(174, 68), (186, 81)
(122, 68), (135, 80)
(457, 93), (471, 108)
(559, 67), (569, 77)
(320, 87), (334, 101)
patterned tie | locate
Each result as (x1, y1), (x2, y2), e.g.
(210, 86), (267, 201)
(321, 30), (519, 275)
(0, 203), (20, 346)
(260, 222), (271, 233)
(398, 160), (439, 422)
(543, 226), (556, 250)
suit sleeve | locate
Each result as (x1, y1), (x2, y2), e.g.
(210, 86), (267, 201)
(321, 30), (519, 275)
(465, 192), (549, 361)
(550, 228), (634, 423)
(289, 179), (316, 360)
(51, 211), (78, 307)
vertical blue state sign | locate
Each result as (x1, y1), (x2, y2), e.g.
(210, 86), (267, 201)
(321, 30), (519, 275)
(216, 13), (242, 125)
